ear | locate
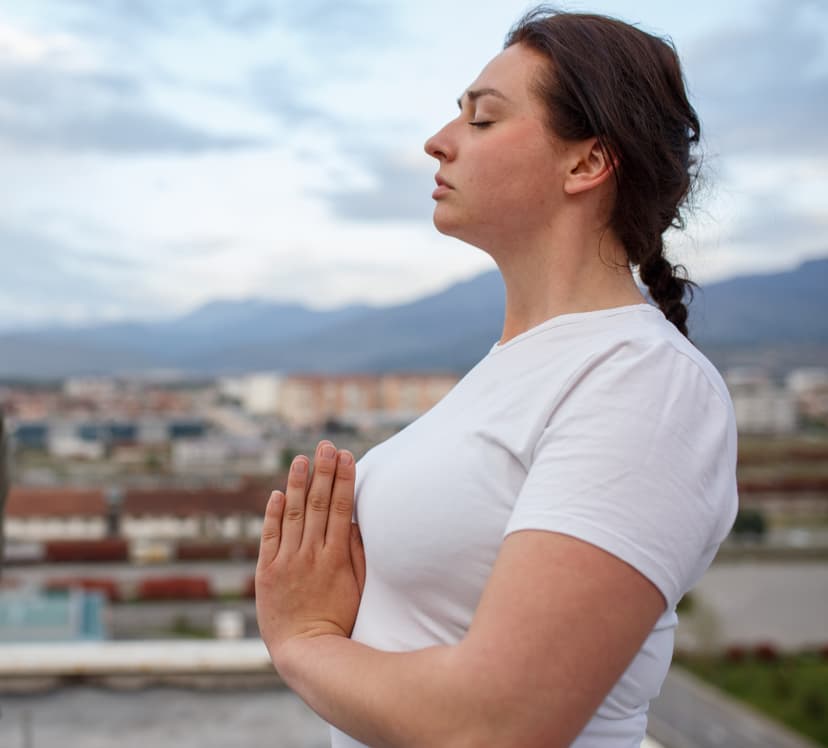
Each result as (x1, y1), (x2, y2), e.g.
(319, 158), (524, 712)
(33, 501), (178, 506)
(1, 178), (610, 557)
(563, 137), (616, 196)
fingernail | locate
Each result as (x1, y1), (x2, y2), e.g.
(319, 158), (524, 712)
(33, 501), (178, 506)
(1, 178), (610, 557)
(338, 451), (353, 466)
(320, 443), (336, 459)
(292, 457), (307, 474)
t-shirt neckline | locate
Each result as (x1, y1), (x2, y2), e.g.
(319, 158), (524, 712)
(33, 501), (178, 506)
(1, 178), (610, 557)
(489, 303), (659, 354)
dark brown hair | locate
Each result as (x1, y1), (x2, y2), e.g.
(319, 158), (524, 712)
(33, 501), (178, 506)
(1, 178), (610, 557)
(505, 7), (700, 336)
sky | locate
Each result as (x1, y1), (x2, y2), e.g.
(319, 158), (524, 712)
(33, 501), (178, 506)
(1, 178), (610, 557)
(0, 0), (826, 329)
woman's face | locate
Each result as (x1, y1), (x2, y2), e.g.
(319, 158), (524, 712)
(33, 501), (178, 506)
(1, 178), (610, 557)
(424, 43), (571, 251)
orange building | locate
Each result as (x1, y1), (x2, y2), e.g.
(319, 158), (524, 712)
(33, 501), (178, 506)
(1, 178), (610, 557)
(278, 373), (458, 429)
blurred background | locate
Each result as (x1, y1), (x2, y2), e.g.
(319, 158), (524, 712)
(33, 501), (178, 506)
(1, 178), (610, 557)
(0, 1), (826, 746)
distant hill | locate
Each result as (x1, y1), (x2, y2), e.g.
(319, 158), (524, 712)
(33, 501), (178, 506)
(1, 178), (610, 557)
(0, 258), (825, 378)
(689, 258), (828, 346)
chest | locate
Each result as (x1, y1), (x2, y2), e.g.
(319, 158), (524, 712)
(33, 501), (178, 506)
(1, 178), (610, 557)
(354, 390), (540, 607)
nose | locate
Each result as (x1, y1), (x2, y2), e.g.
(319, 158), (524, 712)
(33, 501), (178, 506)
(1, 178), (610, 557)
(424, 121), (455, 162)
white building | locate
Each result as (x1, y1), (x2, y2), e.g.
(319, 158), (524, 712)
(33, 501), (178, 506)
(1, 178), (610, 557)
(5, 488), (108, 541)
(171, 437), (279, 475)
(47, 420), (105, 460)
(63, 376), (119, 400)
(787, 368), (828, 424)
(122, 486), (267, 541)
(725, 369), (798, 434)
(218, 373), (284, 416)
(240, 373), (284, 415)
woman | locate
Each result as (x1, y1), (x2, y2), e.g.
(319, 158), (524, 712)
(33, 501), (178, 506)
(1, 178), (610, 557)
(255, 8), (738, 748)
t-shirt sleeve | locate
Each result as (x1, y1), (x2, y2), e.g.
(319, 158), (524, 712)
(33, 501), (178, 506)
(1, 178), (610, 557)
(503, 342), (738, 610)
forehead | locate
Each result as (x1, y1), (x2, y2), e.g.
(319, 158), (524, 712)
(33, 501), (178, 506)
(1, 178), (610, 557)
(465, 43), (545, 107)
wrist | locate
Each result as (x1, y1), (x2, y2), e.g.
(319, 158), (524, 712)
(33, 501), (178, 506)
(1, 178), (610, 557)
(271, 631), (348, 687)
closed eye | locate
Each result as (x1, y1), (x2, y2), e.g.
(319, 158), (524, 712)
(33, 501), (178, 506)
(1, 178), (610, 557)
(469, 121), (493, 128)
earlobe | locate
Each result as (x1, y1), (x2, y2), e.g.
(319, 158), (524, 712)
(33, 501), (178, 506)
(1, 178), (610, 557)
(564, 138), (616, 195)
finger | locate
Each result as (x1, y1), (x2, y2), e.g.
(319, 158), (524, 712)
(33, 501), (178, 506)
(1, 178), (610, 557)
(281, 455), (309, 553)
(350, 523), (366, 595)
(302, 441), (338, 548)
(325, 449), (356, 551)
(256, 491), (284, 570)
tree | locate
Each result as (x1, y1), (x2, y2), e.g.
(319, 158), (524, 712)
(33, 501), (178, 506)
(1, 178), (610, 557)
(731, 507), (767, 538)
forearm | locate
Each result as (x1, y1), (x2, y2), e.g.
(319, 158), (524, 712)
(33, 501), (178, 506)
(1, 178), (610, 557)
(274, 635), (488, 748)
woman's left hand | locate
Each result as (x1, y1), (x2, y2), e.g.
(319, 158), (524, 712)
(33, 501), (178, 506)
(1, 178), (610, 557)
(255, 440), (366, 665)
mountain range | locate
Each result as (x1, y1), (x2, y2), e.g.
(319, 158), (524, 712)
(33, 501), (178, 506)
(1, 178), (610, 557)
(2, 258), (826, 379)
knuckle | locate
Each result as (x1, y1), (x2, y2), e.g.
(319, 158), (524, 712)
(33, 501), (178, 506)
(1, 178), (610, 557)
(308, 494), (330, 513)
(314, 460), (336, 477)
(284, 507), (305, 522)
(335, 463), (355, 480)
(331, 498), (353, 515)
(265, 493), (283, 515)
(335, 469), (354, 484)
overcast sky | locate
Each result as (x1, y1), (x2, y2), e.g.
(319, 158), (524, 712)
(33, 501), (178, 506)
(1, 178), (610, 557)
(1, 0), (826, 329)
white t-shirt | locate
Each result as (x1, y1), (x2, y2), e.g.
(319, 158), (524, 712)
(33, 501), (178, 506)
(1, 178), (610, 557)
(330, 304), (738, 748)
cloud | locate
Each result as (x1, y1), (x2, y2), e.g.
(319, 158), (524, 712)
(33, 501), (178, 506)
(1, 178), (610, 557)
(248, 64), (340, 128)
(274, 1), (397, 45)
(0, 54), (264, 154)
(723, 195), (828, 253)
(162, 236), (239, 259)
(321, 150), (436, 222)
(0, 224), (151, 327)
(687, 0), (828, 155)
(50, 0), (395, 43)
(0, 3), (397, 156)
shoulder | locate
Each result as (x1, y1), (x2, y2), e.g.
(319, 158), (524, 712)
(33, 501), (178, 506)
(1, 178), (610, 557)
(509, 310), (739, 608)
(570, 306), (730, 410)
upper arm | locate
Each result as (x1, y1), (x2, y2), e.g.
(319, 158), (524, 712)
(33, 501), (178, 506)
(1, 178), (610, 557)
(457, 530), (665, 748)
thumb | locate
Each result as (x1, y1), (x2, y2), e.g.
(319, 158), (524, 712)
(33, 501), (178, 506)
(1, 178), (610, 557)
(350, 523), (366, 595)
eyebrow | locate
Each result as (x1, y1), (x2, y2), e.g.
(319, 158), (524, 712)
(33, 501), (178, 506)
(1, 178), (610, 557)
(456, 87), (509, 109)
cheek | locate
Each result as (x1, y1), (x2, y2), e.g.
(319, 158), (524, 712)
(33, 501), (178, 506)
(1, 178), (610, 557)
(487, 123), (556, 179)
(473, 138), (558, 215)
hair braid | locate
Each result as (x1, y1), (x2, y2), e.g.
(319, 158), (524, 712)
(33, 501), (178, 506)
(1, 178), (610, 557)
(638, 245), (695, 337)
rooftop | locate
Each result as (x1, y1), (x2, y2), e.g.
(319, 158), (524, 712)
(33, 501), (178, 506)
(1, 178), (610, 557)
(6, 487), (106, 518)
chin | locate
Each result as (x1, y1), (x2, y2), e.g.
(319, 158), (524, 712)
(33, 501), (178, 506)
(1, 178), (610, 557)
(432, 217), (491, 257)
(432, 206), (463, 238)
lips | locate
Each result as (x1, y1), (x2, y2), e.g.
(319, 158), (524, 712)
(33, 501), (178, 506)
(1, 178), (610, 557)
(432, 174), (454, 200)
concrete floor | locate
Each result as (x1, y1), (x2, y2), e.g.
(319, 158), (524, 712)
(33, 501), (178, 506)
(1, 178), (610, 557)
(0, 686), (331, 748)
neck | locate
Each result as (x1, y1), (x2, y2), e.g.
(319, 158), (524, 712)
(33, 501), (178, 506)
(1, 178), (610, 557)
(491, 225), (645, 345)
